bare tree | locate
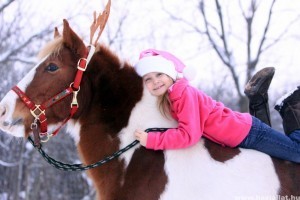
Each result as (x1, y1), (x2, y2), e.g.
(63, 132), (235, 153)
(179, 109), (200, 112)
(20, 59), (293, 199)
(163, 0), (299, 112)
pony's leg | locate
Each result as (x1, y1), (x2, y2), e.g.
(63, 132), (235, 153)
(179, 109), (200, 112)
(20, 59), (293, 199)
(244, 67), (275, 127)
(275, 86), (300, 135)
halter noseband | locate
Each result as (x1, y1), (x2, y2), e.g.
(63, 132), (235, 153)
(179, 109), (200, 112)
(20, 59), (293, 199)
(12, 45), (95, 147)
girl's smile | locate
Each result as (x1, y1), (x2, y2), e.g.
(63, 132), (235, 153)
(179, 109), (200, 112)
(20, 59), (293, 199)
(143, 72), (174, 97)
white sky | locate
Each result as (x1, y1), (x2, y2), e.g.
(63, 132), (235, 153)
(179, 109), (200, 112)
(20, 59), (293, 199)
(5, 0), (300, 97)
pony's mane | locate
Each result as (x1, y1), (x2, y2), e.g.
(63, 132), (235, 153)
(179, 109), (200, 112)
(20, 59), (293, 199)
(37, 37), (64, 60)
(37, 37), (124, 69)
(37, 37), (105, 60)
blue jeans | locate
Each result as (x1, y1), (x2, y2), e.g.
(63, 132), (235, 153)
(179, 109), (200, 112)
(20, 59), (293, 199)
(238, 116), (300, 163)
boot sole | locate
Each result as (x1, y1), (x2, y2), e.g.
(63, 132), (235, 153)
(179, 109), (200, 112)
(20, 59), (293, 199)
(244, 67), (275, 97)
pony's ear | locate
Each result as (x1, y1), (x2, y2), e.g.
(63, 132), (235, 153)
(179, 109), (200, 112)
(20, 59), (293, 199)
(62, 19), (86, 57)
(54, 27), (61, 38)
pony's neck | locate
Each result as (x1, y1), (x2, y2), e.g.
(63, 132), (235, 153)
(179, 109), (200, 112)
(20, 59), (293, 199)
(68, 46), (144, 199)
(82, 46), (143, 134)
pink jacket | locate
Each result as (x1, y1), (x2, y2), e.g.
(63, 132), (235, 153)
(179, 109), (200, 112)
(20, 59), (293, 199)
(146, 79), (252, 150)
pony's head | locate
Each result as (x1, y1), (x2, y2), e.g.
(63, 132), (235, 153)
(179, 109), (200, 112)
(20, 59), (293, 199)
(0, 20), (92, 138)
(0, 13), (142, 145)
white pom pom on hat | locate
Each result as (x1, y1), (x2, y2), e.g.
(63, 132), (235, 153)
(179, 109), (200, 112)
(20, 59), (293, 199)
(182, 66), (197, 82)
(135, 49), (198, 81)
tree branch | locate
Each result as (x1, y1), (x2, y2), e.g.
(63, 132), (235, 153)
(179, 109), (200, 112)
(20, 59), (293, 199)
(161, 1), (205, 35)
(200, 0), (243, 97)
(252, 0), (276, 70)
(215, 0), (231, 63)
(0, 159), (20, 167)
(2, 28), (52, 62)
(0, 0), (15, 13)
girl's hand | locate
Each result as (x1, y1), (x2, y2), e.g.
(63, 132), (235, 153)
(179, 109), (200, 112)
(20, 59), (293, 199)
(134, 129), (148, 147)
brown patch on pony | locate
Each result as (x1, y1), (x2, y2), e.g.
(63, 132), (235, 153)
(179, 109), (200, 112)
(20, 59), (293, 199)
(83, 45), (143, 133)
(116, 147), (168, 200)
(77, 123), (125, 200)
(272, 158), (300, 195)
(204, 138), (241, 162)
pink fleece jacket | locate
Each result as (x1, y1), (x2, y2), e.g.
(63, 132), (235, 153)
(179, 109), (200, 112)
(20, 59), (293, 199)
(146, 79), (252, 150)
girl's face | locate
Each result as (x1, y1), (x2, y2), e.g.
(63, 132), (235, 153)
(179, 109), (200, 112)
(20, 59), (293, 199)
(143, 72), (174, 97)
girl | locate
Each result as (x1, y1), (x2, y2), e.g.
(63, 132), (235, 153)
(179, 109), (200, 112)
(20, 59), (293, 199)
(134, 49), (300, 163)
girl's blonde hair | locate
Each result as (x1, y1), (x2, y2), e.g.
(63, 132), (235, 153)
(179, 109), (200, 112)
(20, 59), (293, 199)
(157, 76), (178, 119)
(158, 92), (172, 119)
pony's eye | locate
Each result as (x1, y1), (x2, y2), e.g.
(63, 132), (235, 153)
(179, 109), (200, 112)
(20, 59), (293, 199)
(46, 63), (59, 72)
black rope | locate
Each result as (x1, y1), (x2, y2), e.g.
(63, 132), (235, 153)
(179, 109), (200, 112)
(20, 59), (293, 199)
(28, 128), (169, 171)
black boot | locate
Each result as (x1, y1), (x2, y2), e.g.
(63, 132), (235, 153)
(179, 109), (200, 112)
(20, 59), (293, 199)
(275, 86), (300, 134)
(244, 67), (275, 126)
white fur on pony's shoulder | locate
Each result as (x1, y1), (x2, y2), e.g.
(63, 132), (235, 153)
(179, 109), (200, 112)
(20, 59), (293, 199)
(118, 86), (177, 167)
(160, 142), (280, 200)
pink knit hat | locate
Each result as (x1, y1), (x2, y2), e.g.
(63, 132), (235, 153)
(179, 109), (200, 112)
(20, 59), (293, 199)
(135, 49), (186, 80)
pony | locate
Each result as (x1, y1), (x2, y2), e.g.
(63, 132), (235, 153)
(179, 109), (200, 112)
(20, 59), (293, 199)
(0, 5), (299, 200)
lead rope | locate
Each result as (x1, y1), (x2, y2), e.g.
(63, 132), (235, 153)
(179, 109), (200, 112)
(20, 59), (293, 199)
(28, 128), (169, 171)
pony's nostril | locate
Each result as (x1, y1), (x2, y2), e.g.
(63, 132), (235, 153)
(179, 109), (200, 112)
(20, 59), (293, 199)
(0, 105), (11, 127)
(3, 121), (9, 126)
(0, 105), (7, 118)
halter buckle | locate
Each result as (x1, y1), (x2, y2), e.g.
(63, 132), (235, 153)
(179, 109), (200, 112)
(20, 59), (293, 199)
(77, 58), (87, 71)
(30, 119), (38, 130)
(70, 83), (80, 108)
(71, 90), (79, 107)
(30, 105), (45, 119)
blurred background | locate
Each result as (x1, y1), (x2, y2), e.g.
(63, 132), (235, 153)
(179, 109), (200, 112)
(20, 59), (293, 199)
(1, 0), (300, 199)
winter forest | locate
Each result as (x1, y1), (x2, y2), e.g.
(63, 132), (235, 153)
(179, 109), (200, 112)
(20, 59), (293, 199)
(1, 0), (300, 199)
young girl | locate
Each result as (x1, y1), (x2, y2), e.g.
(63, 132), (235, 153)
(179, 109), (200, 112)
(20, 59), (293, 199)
(134, 48), (300, 163)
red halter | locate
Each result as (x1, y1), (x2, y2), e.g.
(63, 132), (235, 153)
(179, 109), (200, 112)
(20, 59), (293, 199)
(12, 45), (95, 146)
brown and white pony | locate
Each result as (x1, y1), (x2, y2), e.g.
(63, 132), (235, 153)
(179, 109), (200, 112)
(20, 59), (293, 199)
(0, 20), (299, 200)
